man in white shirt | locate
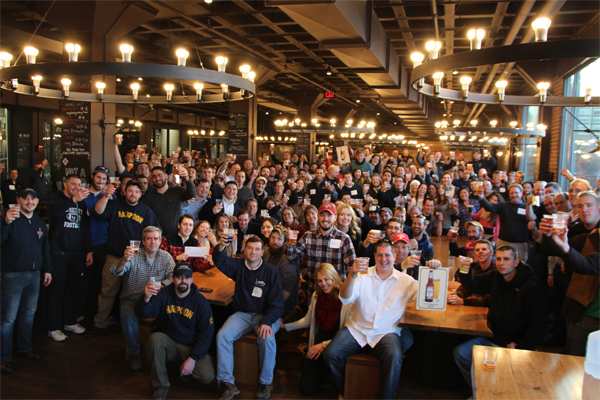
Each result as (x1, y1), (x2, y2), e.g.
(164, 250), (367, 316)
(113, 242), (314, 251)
(323, 241), (418, 399)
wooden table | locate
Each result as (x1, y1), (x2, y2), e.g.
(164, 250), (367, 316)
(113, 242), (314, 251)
(473, 345), (585, 400)
(193, 268), (235, 306)
(399, 302), (492, 337)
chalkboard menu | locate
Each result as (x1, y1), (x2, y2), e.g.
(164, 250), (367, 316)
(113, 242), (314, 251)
(60, 101), (90, 179)
(228, 112), (248, 160)
(296, 132), (310, 157)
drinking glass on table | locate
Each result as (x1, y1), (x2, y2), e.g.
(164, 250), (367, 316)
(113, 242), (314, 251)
(483, 347), (498, 369)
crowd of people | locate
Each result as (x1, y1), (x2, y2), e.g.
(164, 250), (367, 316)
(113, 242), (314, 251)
(1, 136), (598, 400)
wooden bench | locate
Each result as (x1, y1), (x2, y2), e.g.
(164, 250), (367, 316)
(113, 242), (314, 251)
(344, 353), (380, 399)
(234, 334), (259, 387)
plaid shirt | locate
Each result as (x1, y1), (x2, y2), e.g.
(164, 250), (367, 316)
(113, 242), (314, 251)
(112, 249), (175, 299)
(287, 227), (356, 285)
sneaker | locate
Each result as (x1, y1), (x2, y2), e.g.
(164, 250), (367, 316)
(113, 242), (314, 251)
(64, 323), (86, 334)
(256, 383), (273, 400)
(219, 382), (240, 400)
(48, 330), (68, 342)
(152, 386), (169, 400)
(129, 354), (142, 372)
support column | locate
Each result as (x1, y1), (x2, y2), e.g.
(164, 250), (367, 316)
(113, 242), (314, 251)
(228, 98), (256, 161)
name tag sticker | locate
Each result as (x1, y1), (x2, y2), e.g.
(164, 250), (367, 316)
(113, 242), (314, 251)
(351, 190), (358, 196)
(8, 185), (15, 190)
(329, 239), (342, 249)
(517, 208), (526, 215)
(499, 187), (506, 193)
(251, 286), (263, 298)
(310, 189), (316, 195)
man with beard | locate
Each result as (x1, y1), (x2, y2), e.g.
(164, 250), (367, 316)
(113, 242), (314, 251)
(113, 226), (174, 371)
(409, 215), (434, 262)
(93, 180), (158, 330)
(263, 228), (298, 319)
(252, 177), (269, 211)
(448, 221), (484, 257)
(143, 166), (195, 238)
(83, 166), (111, 321)
(287, 203), (356, 292)
(140, 264), (215, 400)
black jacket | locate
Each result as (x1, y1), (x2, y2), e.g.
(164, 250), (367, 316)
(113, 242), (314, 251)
(1, 212), (51, 273)
(142, 181), (195, 238)
(488, 264), (545, 349)
(48, 192), (89, 254)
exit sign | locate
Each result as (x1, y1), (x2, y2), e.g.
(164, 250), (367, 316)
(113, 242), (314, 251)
(324, 90), (335, 99)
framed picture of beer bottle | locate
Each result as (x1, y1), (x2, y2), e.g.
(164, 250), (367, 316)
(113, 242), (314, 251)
(416, 266), (449, 311)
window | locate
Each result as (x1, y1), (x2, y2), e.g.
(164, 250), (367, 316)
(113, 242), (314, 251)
(519, 106), (540, 181)
(0, 108), (8, 170)
(560, 59), (600, 187)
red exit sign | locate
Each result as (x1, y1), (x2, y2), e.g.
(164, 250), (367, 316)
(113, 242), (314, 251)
(324, 90), (335, 99)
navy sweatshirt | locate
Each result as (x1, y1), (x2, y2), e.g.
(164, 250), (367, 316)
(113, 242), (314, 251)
(1, 212), (51, 273)
(48, 192), (89, 253)
(138, 283), (213, 360)
(479, 197), (529, 242)
(93, 198), (158, 257)
(213, 248), (284, 325)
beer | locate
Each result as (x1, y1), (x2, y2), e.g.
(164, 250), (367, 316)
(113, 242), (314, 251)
(425, 270), (435, 302)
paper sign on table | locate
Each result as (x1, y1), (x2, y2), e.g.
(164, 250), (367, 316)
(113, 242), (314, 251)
(416, 266), (448, 311)
(185, 246), (209, 257)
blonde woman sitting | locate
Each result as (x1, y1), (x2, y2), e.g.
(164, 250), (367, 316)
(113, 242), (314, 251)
(284, 263), (351, 395)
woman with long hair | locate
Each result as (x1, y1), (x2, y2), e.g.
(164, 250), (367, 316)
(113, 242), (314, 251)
(284, 263), (350, 395)
(214, 214), (237, 257)
(335, 202), (362, 251)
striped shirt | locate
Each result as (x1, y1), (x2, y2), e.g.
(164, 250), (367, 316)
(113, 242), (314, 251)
(287, 227), (356, 285)
(112, 249), (175, 299)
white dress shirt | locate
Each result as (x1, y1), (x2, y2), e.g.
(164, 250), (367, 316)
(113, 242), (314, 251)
(341, 267), (418, 347)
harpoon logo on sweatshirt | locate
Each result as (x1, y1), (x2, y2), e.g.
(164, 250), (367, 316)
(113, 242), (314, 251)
(117, 210), (145, 224)
(165, 304), (194, 319)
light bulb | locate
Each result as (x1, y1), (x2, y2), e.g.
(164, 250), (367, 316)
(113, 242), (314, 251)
(453, 119), (461, 127)
(60, 78), (71, 97)
(134, 120), (143, 128)
(311, 118), (318, 126)
(23, 46), (39, 64)
(526, 122), (535, 130)
(119, 43), (134, 63)
(515, 151), (523, 157)
(532, 17), (551, 42)
(0, 51), (13, 68)
(466, 28), (486, 50)
(330, 118), (337, 126)
(221, 83), (229, 99)
(193, 82), (204, 101)
(95, 81), (106, 97)
(536, 123), (547, 132)
(536, 81), (550, 103)
(163, 82), (175, 101)
(54, 118), (63, 125)
(215, 55), (228, 72)
(584, 86), (593, 103)
(64, 42), (81, 62)
(459, 75), (472, 98)
(509, 120), (518, 129)
(31, 74), (43, 94)
(495, 79), (508, 102)
(432, 71), (444, 94)
(247, 70), (256, 82)
(470, 119), (478, 127)
(239, 64), (251, 78)
(130, 82), (140, 100)
(489, 119), (498, 128)
(346, 119), (353, 127)
(424, 40), (442, 59)
(175, 47), (189, 66)
(409, 51), (425, 67)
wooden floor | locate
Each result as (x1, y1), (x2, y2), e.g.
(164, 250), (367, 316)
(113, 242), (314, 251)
(1, 324), (467, 399)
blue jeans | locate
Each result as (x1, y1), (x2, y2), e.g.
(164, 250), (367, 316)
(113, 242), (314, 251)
(120, 296), (141, 356)
(323, 328), (413, 399)
(216, 312), (280, 385)
(453, 336), (496, 386)
(1, 271), (41, 361)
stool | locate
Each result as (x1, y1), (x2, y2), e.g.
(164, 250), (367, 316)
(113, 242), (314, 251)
(344, 353), (380, 399)
(234, 334), (259, 387)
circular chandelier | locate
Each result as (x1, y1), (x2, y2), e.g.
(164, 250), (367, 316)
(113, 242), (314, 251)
(0, 42), (256, 104)
(409, 16), (599, 107)
(434, 118), (547, 147)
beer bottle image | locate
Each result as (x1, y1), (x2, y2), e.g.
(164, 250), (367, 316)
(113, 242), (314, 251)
(425, 270), (434, 302)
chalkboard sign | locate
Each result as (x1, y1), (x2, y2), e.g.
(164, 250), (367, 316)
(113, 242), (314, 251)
(296, 132), (310, 157)
(228, 112), (248, 159)
(60, 101), (90, 180)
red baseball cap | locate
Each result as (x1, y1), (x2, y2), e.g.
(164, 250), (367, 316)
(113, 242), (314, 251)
(318, 203), (337, 215)
(390, 232), (410, 245)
